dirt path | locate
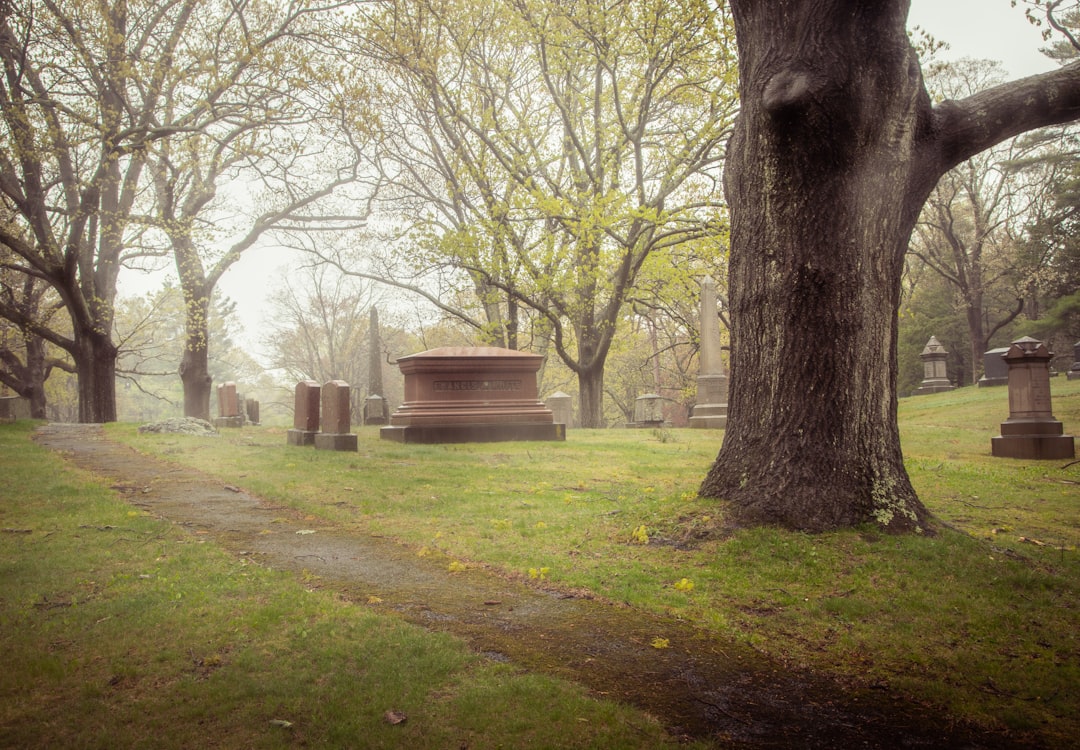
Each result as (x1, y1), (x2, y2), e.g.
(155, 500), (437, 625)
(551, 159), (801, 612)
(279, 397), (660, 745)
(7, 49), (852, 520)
(33, 423), (1036, 749)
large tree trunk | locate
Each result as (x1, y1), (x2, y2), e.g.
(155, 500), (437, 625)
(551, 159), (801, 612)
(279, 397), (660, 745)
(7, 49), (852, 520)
(699, 1), (933, 531)
(180, 291), (213, 421)
(74, 329), (118, 423)
(577, 366), (604, 429)
(701, 0), (1080, 531)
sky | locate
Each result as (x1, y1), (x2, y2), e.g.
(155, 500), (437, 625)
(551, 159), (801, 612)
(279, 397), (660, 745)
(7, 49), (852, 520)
(116, 0), (1065, 362)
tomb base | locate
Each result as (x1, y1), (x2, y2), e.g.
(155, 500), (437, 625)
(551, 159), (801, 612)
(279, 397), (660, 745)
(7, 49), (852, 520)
(914, 379), (955, 395)
(286, 428), (318, 446)
(1068, 370), (1080, 381)
(992, 419), (1074, 459)
(314, 432), (358, 451)
(381, 422), (564, 444)
(213, 416), (244, 429)
(689, 403), (727, 429)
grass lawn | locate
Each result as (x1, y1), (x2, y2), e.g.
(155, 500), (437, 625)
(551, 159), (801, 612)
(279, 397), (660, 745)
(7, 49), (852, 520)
(3, 377), (1078, 746)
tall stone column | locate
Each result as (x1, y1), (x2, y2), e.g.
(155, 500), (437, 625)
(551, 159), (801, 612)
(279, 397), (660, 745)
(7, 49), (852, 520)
(689, 276), (728, 429)
(364, 307), (388, 425)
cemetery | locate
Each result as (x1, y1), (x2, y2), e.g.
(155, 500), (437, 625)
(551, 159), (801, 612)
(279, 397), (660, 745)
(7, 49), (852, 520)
(4, 0), (1080, 747)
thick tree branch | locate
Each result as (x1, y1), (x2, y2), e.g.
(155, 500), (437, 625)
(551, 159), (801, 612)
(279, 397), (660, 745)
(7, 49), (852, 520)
(933, 62), (1080, 173)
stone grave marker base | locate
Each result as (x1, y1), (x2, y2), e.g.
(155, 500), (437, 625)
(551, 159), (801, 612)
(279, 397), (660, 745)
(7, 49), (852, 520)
(314, 432), (358, 451)
(286, 428), (318, 446)
(381, 422), (564, 444)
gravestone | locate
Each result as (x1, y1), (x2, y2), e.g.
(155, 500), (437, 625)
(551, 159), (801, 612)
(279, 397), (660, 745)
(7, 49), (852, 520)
(315, 380), (358, 451)
(689, 276), (728, 428)
(363, 394), (387, 426)
(546, 391), (573, 427)
(1069, 341), (1080, 381)
(991, 337), (1075, 460)
(245, 398), (260, 426)
(213, 382), (243, 428)
(0, 395), (31, 422)
(914, 336), (955, 395)
(286, 380), (321, 446)
(381, 347), (564, 443)
(631, 393), (664, 427)
(977, 348), (1010, 387)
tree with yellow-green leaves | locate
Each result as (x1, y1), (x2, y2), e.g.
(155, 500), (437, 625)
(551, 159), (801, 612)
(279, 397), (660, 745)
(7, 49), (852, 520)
(345, 0), (737, 427)
(0, 0), (375, 422)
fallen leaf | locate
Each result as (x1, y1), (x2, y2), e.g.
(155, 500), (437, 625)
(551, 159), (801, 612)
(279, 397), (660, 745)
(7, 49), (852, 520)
(224, 485), (241, 493)
(384, 710), (407, 725)
(296, 529), (316, 535)
(269, 719), (293, 728)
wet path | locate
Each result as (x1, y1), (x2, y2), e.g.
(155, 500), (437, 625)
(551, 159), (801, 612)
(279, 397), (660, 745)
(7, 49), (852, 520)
(33, 423), (1031, 749)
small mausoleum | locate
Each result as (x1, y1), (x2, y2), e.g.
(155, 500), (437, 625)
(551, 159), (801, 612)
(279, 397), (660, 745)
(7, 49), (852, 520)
(380, 347), (564, 444)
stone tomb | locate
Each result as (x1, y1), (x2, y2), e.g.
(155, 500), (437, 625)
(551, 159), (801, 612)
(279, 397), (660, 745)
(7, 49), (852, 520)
(380, 347), (564, 443)
(991, 337), (1075, 460)
(314, 380), (358, 451)
(546, 391), (573, 427)
(214, 381), (244, 428)
(286, 380), (321, 446)
(914, 335), (955, 395)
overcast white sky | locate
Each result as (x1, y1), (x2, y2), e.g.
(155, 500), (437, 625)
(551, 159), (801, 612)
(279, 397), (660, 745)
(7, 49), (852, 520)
(119, 1), (1067, 358)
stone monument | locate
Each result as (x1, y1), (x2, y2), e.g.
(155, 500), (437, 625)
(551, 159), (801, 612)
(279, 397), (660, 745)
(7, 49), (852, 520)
(245, 397), (260, 426)
(381, 347), (564, 443)
(213, 382), (243, 428)
(315, 380), (358, 451)
(546, 391), (573, 427)
(977, 347), (1010, 387)
(689, 276), (728, 428)
(286, 380), (321, 446)
(364, 307), (389, 425)
(1069, 341), (1080, 381)
(631, 393), (664, 427)
(991, 337), (1075, 460)
(914, 336), (955, 395)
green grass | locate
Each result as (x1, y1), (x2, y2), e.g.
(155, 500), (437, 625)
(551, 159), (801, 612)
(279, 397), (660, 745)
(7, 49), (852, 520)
(0, 421), (686, 749)
(5, 378), (1080, 747)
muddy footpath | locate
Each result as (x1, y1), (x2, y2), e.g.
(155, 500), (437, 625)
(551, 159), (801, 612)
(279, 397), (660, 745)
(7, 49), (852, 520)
(33, 423), (1039, 749)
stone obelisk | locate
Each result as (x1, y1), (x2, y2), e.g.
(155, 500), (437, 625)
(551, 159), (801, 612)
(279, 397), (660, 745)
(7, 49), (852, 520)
(689, 276), (728, 429)
(363, 307), (388, 425)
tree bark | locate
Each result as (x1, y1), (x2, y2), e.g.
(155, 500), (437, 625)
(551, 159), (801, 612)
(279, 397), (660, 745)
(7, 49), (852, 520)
(700, 0), (1080, 532)
(577, 365), (604, 429)
(74, 329), (117, 423)
(179, 290), (213, 421)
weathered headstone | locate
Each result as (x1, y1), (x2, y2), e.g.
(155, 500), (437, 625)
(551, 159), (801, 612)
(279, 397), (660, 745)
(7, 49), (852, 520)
(245, 398), (260, 426)
(977, 348), (1010, 387)
(991, 337), (1075, 460)
(213, 381), (243, 428)
(631, 393), (664, 427)
(914, 336), (955, 395)
(286, 380), (321, 446)
(381, 347), (564, 443)
(0, 395), (31, 422)
(315, 380), (358, 451)
(546, 391), (573, 427)
(363, 394), (386, 426)
(1069, 341), (1080, 381)
(689, 276), (728, 428)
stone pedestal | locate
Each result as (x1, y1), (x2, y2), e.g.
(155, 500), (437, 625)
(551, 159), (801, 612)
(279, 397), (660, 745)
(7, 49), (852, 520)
(689, 374), (728, 428)
(381, 347), (564, 443)
(629, 393), (664, 428)
(546, 391), (573, 427)
(914, 336), (955, 395)
(992, 337), (1075, 460)
(315, 380), (357, 451)
(286, 380), (320, 446)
